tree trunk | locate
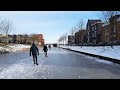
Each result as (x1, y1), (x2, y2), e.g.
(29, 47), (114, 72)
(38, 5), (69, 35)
(6, 33), (8, 44)
(81, 37), (82, 48)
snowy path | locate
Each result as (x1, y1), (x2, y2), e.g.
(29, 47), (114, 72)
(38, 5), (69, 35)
(0, 47), (120, 79)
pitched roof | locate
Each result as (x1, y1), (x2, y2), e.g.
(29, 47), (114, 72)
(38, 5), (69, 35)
(88, 19), (102, 25)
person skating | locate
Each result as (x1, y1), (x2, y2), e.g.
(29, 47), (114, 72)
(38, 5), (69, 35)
(30, 42), (39, 65)
(42, 45), (48, 57)
(48, 45), (51, 50)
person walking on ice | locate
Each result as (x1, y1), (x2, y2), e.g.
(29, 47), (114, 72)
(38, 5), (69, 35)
(48, 45), (51, 50)
(43, 45), (48, 57)
(30, 42), (39, 65)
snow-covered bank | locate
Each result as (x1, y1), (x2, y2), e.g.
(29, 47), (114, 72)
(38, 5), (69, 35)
(0, 44), (31, 53)
(60, 46), (120, 60)
(8, 44), (31, 52)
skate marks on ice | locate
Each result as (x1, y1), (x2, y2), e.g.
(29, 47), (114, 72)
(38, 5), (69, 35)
(0, 54), (49, 79)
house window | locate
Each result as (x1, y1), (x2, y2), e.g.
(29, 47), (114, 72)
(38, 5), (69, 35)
(94, 31), (96, 37)
(92, 31), (96, 37)
(107, 38), (109, 42)
(104, 29), (109, 35)
(105, 29), (106, 35)
(107, 29), (109, 35)
(114, 25), (116, 33)
(94, 25), (96, 30)
(92, 33), (94, 37)
(92, 26), (96, 31)
(88, 32), (89, 36)
(92, 27), (94, 31)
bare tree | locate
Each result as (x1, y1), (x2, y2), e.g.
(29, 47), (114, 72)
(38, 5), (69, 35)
(23, 34), (29, 44)
(30, 33), (38, 43)
(77, 19), (84, 48)
(58, 35), (64, 46)
(63, 34), (67, 45)
(57, 38), (60, 45)
(77, 19), (84, 30)
(70, 27), (74, 36)
(59, 37), (62, 45)
(101, 11), (120, 23)
(69, 27), (76, 46)
(62, 34), (65, 45)
(70, 27), (76, 36)
(1, 18), (15, 44)
(0, 17), (6, 33)
(65, 33), (68, 45)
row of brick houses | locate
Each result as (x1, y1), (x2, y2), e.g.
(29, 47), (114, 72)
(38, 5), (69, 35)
(68, 14), (120, 46)
(75, 29), (87, 45)
(102, 15), (120, 43)
(0, 34), (45, 45)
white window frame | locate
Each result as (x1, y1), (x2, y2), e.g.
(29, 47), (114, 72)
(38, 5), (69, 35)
(92, 27), (94, 31)
(92, 33), (94, 37)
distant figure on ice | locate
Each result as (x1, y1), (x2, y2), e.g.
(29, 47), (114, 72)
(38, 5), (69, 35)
(42, 45), (48, 57)
(30, 42), (39, 65)
(48, 45), (51, 50)
(110, 42), (114, 49)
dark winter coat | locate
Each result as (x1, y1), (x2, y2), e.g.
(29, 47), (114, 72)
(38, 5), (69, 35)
(48, 45), (51, 48)
(43, 45), (48, 52)
(30, 43), (39, 56)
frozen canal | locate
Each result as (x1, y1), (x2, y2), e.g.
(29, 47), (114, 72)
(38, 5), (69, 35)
(0, 47), (120, 79)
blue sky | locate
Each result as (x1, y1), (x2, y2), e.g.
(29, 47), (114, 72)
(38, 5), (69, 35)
(0, 11), (101, 44)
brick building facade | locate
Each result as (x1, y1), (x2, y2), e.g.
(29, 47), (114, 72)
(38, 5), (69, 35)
(37, 34), (44, 45)
(102, 15), (120, 43)
(75, 30), (87, 45)
(86, 19), (103, 45)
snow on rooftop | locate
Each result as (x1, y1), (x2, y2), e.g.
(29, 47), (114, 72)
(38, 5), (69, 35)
(102, 23), (110, 27)
(91, 22), (104, 26)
